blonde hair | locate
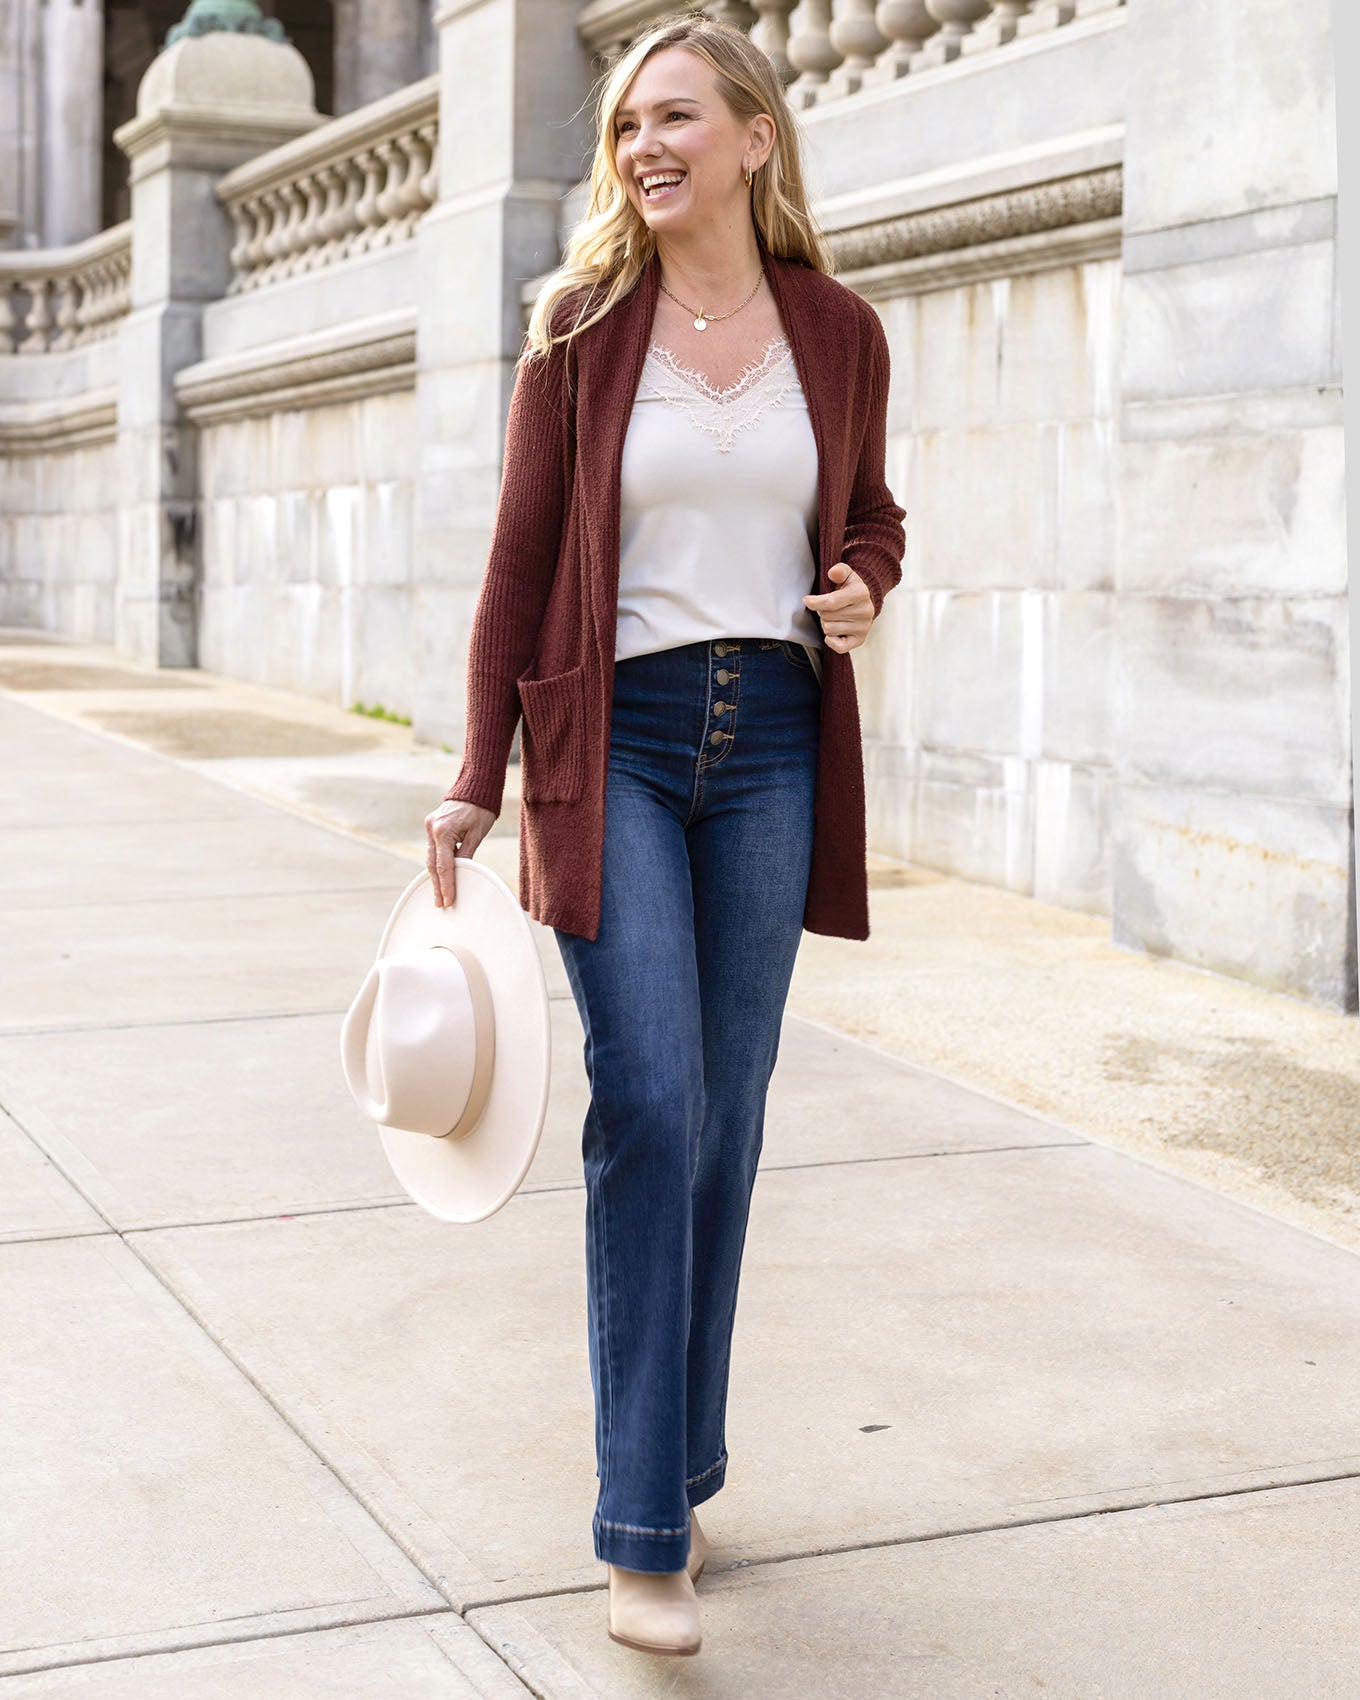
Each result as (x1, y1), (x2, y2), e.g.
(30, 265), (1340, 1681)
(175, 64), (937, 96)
(520, 12), (834, 372)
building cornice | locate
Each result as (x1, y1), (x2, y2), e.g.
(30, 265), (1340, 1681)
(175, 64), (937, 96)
(175, 308), (416, 423)
(0, 388), (118, 454)
(833, 166), (1124, 295)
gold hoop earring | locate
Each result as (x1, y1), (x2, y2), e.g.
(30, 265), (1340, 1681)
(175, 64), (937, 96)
(744, 165), (753, 188)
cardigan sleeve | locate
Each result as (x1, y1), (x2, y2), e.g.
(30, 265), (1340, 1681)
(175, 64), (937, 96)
(442, 340), (571, 818)
(841, 306), (906, 619)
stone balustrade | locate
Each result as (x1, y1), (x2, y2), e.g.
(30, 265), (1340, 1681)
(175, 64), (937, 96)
(0, 222), (132, 355)
(576, 0), (1123, 104)
(214, 75), (440, 295)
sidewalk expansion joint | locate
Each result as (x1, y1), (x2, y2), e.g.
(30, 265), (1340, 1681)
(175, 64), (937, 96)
(0, 1605), (464, 1683)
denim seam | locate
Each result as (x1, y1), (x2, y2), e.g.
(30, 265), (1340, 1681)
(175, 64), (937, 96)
(686, 1452), (727, 1487)
(596, 1516), (692, 1536)
(596, 1108), (616, 1519)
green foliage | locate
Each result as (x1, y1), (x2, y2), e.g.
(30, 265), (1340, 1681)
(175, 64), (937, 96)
(349, 701), (412, 726)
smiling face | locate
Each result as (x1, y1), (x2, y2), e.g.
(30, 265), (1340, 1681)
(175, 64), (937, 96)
(613, 45), (771, 232)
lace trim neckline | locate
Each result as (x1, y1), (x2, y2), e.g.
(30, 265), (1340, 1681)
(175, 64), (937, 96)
(638, 335), (802, 453)
(645, 335), (792, 403)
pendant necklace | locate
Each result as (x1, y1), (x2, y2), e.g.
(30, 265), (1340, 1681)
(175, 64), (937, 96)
(658, 265), (764, 332)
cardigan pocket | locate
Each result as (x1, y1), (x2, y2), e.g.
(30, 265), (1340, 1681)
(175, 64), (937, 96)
(517, 662), (587, 803)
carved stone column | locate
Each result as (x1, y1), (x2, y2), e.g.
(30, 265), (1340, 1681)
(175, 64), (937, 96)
(354, 0), (425, 108)
(111, 0), (319, 666)
(0, 0), (42, 245)
(410, 0), (594, 746)
(332, 0), (361, 114)
(41, 0), (105, 245)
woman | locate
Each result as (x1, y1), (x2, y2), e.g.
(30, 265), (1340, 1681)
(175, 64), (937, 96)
(424, 11), (905, 1658)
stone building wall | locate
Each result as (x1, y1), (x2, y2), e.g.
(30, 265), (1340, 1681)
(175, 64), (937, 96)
(196, 388), (418, 711)
(859, 258), (1120, 916)
(0, 0), (1351, 1009)
(0, 434), (121, 638)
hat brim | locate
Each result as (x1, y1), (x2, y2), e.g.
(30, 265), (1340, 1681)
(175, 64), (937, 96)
(364, 864), (551, 1223)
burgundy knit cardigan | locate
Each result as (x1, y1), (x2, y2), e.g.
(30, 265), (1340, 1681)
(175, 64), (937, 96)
(444, 242), (907, 942)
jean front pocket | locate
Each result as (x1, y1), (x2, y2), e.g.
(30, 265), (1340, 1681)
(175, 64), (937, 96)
(517, 662), (587, 803)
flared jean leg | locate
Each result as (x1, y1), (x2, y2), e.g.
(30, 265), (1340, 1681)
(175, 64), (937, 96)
(683, 674), (818, 1505)
(555, 766), (706, 1574)
(553, 636), (821, 1572)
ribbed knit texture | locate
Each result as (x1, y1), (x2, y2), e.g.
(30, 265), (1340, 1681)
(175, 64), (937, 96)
(445, 245), (906, 942)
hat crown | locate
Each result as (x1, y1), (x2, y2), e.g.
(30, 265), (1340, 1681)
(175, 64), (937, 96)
(340, 866), (550, 1224)
(342, 946), (494, 1138)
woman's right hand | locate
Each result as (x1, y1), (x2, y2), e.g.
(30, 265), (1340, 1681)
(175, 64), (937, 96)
(425, 798), (497, 907)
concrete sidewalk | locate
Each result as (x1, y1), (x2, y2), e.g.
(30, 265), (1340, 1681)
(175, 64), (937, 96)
(1, 628), (1358, 1695)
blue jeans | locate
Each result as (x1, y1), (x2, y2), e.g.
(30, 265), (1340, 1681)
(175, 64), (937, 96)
(553, 636), (821, 1572)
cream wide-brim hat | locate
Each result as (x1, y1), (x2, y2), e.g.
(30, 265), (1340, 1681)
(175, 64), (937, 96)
(341, 863), (551, 1223)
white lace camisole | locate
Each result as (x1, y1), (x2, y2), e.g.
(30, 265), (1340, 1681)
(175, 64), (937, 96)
(615, 333), (824, 684)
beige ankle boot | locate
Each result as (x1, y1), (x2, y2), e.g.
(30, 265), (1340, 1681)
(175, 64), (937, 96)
(687, 1508), (708, 1582)
(607, 1561), (702, 1655)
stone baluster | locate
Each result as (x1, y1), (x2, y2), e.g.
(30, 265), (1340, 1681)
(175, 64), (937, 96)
(259, 183), (300, 284)
(826, 0), (890, 95)
(255, 188), (288, 286)
(334, 158), (367, 261)
(281, 179), (315, 277)
(962, 0), (1029, 50)
(82, 259), (111, 341)
(110, 253), (131, 331)
(89, 260), (113, 340)
(417, 122), (438, 207)
(1015, 0), (1075, 33)
(372, 138), (407, 247)
(292, 173), (326, 272)
(225, 198), (255, 293)
(397, 129), (433, 235)
(787, 0), (843, 107)
(0, 283), (17, 353)
(750, 0), (799, 83)
(20, 277), (53, 354)
(99, 258), (123, 338)
(311, 164), (347, 268)
(243, 194), (272, 287)
(702, 0), (757, 29)
(51, 274), (81, 350)
(863, 0), (939, 81)
(73, 267), (96, 343)
(914, 0), (991, 66)
(352, 148), (386, 254)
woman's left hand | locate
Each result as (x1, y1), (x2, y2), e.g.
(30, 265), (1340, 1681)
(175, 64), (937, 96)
(803, 562), (875, 654)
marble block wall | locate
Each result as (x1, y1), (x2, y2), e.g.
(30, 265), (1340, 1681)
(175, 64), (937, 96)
(857, 258), (1121, 917)
(1111, 0), (1349, 1007)
(0, 438), (121, 641)
(196, 389), (417, 713)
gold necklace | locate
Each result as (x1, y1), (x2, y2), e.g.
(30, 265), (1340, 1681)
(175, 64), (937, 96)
(658, 266), (764, 332)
